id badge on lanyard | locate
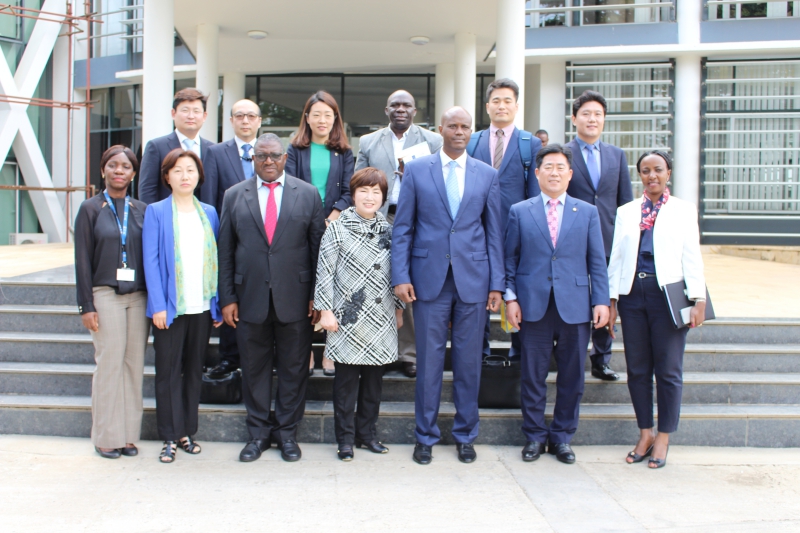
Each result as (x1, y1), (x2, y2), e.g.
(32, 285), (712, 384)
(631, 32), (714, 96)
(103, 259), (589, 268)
(104, 191), (135, 282)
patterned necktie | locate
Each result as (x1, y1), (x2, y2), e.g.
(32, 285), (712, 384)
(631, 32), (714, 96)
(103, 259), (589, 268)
(547, 198), (559, 248)
(183, 138), (195, 153)
(445, 160), (461, 219)
(585, 144), (601, 190)
(241, 144), (254, 179)
(263, 182), (279, 244)
(493, 129), (505, 170)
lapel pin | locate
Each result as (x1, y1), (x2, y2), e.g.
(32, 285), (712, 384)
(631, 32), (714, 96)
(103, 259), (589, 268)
(573, 207), (577, 211)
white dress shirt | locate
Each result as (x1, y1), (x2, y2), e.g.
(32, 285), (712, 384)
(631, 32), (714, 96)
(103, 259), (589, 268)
(236, 136), (257, 175)
(439, 150), (467, 199)
(388, 128), (409, 205)
(175, 129), (202, 158)
(257, 173), (286, 222)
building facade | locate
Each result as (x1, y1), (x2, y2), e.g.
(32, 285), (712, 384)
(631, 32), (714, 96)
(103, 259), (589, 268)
(2, 0), (799, 245)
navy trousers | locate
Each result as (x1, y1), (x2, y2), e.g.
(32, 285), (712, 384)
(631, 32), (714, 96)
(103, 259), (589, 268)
(519, 292), (590, 444)
(413, 268), (485, 446)
(617, 275), (688, 433)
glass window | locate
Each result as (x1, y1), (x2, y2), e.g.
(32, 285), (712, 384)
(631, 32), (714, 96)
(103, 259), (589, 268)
(112, 87), (136, 129)
(91, 88), (110, 130)
(0, 2), (21, 40)
(257, 75), (342, 129)
(342, 76), (432, 138)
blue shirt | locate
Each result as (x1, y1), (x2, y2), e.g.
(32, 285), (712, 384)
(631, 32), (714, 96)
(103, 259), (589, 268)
(575, 137), (601, 177)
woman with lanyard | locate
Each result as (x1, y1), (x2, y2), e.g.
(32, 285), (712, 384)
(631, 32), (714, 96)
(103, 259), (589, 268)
(75, 145), (148, 459)
(607, 150), (706, 469)
(286, 90), (354, 377)
(143, 148), (222, 464)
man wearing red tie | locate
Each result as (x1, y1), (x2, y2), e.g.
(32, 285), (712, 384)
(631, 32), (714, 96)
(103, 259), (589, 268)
(217, 133), (326, 463)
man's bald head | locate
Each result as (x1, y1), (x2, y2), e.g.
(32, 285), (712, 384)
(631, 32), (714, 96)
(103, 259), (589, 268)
(386, 90), (417, 134)
(438, 106), (473, 158)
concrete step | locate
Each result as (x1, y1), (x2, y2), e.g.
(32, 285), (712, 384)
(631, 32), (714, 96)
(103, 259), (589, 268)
(0, 282), (76, 306)
(3, 331), (800, 374)
(2, 362), (798, 405)
(0, 393), (797, 447)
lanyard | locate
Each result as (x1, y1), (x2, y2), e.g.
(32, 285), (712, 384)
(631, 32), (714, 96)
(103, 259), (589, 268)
(104, 190), (130, 267)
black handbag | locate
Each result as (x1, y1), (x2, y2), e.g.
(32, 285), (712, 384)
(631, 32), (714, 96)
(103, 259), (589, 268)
(478, 355), (521, 409)
(200, 369), (242, 404)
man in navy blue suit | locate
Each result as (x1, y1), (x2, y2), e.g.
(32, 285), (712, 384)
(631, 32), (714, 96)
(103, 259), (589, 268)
(505, 143), (610, 465)
(204, 99), (263, 378)
(565, 90), (633, 382)
(137, 88), (216, 205)
(392, 107), (504, 465)
(468, 78), (541, 361)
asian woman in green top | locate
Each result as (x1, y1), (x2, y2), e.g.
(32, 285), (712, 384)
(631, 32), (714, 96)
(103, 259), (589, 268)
(286, 90), (354, 376)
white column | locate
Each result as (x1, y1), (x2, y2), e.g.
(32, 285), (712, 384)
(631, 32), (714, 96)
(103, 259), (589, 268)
(538, 62), (566, 144)
(222, 72), (246, 141)
(142, 0), (174, 146)
(524, 63), (540, 132)
(196, 23), (219, 141)
(674, 0), (702, 208)
(495, 0), (526, 128)
(434, 63), (454, 125)
(454, 32), (476, 124)
(50, 31), (70, 209)
(673, 55), (702, 207)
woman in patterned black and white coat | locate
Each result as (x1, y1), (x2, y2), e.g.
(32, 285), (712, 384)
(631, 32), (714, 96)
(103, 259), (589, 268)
(314, 167), (404, 461)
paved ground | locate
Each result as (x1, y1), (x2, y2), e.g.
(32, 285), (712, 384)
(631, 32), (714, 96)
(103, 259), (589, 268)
(1, 436), (799, 532)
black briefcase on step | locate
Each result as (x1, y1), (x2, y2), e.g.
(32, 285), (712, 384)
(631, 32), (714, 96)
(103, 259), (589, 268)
(200, 369), (242, 404)
(478, 355), (521, 409)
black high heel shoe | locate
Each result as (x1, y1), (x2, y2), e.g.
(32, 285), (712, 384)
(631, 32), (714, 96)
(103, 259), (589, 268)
(626, 444), (653, 464)
(337, 444), (354, 461)
(355, 439), (389, 454)
(648, 446), (669, 469)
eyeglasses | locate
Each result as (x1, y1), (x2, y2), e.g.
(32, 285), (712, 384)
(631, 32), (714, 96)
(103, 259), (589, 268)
(232, 113), (261, 122)
(253, 152), (284, 162)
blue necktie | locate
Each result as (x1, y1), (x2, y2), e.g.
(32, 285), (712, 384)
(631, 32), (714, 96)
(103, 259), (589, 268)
(585, 144), (601, 190)
(241, 144), (254, 179)
(183, 138), (195, 152)
(445, 160), (460, 219)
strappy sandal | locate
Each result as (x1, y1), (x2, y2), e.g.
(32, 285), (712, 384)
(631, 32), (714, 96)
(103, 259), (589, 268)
(179, 436), (202, 454)
(626, 444), (653, 464)
(159, 441), (177, 463)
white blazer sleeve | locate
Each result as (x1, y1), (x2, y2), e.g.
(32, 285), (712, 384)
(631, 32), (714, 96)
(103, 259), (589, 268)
(607, 209), (626, 301)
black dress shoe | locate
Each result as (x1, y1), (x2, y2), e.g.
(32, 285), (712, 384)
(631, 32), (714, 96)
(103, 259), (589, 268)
(120, 444), (138, 457)
(95, 446), (121, 459)
(278, 439), (302, 462)
(337, 444), (354, 461)
(239, 438), (270, 462)
(521, 441), (546, 462)
(456, 443), (477, 463)
(548, 442), (576, 464)
(412, 443), (432, 465)
(591, 363), (619, 381)
(208, 359), (237, 379)
(355, 439), (389, 454)
(402, 362), (417, 378)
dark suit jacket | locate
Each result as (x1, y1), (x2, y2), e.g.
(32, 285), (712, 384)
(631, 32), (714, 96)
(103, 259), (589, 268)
(218, 175), (326, 325)
(471, 127), (542, 230)
(504, 194), (609, 325)
(285, 144), (353, 217)
(565, 139), (633, 257)
(203, 139), (250, 215)
(391, 153), (504, 304)
(137, 132), (215, 205)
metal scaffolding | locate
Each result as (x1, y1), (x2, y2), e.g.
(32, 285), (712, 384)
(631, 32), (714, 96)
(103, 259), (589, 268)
(0, 1), (100, 243)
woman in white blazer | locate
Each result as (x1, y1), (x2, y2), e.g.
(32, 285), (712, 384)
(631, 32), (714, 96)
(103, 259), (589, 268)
(607, 150), (706, 469)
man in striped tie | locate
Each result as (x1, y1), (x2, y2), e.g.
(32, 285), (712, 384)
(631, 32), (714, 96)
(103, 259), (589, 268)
(218, 133), (325, 463)
(503, 143), (610, 465)
(137, 88), (216, 205)
(392, 107), (504, 465)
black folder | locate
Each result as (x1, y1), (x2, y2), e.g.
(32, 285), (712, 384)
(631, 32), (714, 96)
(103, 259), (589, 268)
(662, 281), (715, 329)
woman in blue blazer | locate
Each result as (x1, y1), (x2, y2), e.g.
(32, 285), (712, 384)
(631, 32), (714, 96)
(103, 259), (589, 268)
(285, 90), (354, 376)
(143, 148), (222, 464)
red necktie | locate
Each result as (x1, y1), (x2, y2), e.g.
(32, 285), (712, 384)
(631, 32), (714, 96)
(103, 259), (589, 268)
(263, 182), (279, 244)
